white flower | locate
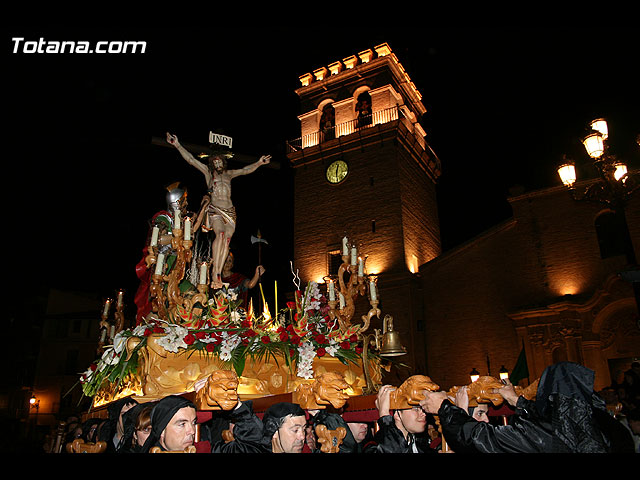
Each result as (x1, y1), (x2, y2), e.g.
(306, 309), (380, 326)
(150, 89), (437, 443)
(113, 331), (128, 354)
(226, 289), (238, 301)
(219, 349), (232, 362)
(81, 366), (95, 382)
(303, 282), (322, 311)
(156, 324), (189, 353)
(297, 341), (317, 379)
(132, 324), (150, 336)
(101, 347), (120, 367)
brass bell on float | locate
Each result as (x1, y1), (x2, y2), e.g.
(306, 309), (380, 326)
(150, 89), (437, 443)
(380, 314), (407, 357)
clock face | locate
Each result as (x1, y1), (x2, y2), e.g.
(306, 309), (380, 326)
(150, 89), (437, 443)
(326, 160), (349, 184)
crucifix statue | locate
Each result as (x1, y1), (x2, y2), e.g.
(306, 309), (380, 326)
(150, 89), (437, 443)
(166, 131), (271, 288)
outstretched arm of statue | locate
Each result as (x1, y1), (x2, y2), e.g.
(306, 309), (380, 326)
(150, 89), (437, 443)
(229, 155), (271, 178)
(166, 132), (211, 180)
(245, 265), (265, 289)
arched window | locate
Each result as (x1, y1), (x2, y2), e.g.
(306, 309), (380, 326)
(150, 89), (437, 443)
(355, 91), (372, 128)
(595, 210), (632, 259)
(319, 103), (335, 142)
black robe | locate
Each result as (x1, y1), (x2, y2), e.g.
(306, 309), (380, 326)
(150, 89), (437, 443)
(439, 361), (635, 453)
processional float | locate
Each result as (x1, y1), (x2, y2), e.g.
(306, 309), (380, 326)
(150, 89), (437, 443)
(74, 131), (537, 453)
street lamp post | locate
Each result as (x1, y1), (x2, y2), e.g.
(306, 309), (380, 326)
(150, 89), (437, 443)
(556, 118), (640, 314)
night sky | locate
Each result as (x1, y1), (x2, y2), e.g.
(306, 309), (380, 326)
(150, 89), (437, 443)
(3, 27), (639, 310)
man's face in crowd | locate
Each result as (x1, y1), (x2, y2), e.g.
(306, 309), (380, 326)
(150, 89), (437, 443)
(160, 406), (197, 451)
(395, 406), (427, 434)
(348, 422), (369, 443)
(471, 404), (490, 423)
(272, 415), (306, 453)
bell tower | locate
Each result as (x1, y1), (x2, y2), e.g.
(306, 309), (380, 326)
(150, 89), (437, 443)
(286, 44), (442, 378)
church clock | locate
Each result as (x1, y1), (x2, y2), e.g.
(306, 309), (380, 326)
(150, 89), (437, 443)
(326, 159), (349, 184)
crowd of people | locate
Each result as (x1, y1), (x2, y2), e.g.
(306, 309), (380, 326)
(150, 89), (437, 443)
(57, 361), (639, 454)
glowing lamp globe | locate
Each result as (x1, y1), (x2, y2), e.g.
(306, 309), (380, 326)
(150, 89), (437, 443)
(582, 132), (605, 158)
(590, 118), (608, 140)
(557, 163), (577, 187)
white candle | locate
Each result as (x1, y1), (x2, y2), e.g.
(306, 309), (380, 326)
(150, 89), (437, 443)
(369, 280), (377, 301)
(174, 208), (181, 230)
(117, 290), (124, 307)
(199, 262), (207, 285)
(155, 253), (165, 275)
(339, 292), (345, 309)
(342, 236), (349, 256)
(150, 225), (159, 247)
(328, 280), (335, 301)
(350, 246), (357, 266)
(184, 217), (191, 241)
(358, 256), (364, 276)
(102, 299), (111, 316)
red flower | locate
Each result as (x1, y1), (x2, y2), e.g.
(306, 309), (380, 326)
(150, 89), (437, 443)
(340, 341), (351, 350)
(195, 331), (207, 340)
(143, 328), (152, 337)
(261, 335), (271, 344)
(286, 301), (296, 310)
(316, 347), (326, 357)
(349, 334), (358, 343)
(241, 320), (252, 329)
(153, 326), (165, 334)
(290, 334), (301, 345)
(244, 329), (257, 338)
(183, 333), (195, 345)
(205, 343), (216, 352)
(355, 346), (363, 354)
(315, 334), (327, 344)
(89, 363), (97, 371)
(279, 331), (289, 342)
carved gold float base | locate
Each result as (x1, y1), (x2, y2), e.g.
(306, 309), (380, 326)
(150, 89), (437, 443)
(94, 334), (381, 407)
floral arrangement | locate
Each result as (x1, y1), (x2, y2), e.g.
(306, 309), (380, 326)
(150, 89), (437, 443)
(79, 281), (375, 399)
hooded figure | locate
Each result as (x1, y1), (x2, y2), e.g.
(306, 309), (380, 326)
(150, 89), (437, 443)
(98, 397), (138, 452)
(261, 402), (307, 453)
(437, 361), (634, 453)
(309, 410), (378, 453)
(140, 395), (197, 453)
(210, 400), (267, 453)
(116, 402), (156, 453)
